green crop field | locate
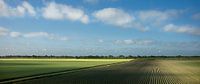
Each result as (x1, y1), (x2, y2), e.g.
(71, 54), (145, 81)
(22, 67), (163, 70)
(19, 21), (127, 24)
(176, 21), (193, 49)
(0, 58), (200, 84)
(0, 58), (131, 83)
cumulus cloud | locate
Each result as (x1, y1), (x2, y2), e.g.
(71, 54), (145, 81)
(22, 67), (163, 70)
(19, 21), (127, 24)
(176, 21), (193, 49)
(0, 1), (89, 24)
(0, 0), (36, 17)
(92, 8), (182, 31)
(42, 2), (89, 24)
(115, 39), (153, 45)
(0, 0), (23, 17)
(163, 24), (200, 35)
(93, 8), (134, 27)
(0, 26), (9, 36)
(21, 1), (36, 16)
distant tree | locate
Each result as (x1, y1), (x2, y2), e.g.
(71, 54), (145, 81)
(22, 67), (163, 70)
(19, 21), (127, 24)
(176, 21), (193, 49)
(108, 55), (113, 58)
(119, 55), (125, 58)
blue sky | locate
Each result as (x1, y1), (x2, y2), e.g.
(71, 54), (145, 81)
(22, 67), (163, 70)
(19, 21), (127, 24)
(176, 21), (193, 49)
(0, 0), (200, 56)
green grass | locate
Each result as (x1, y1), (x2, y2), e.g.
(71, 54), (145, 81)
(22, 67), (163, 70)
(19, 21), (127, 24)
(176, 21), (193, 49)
(0, 58), (132, 81)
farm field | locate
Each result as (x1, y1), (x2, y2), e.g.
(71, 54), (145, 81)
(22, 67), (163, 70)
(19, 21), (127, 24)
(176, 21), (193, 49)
(0, 58), (200, 84)
(18, 59), (200, 84)
(0, 58), (131, 83)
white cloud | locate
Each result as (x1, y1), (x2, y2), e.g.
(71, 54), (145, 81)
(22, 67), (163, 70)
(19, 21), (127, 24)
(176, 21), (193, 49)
(0, 0), (23, 17)
(9, 32), (21, 38)
(136, 10), (180, 24)
(123, 40), (134, 45)
(42, 2), (63, 20)
(163, 24), (200, 35)
(93, 9), (180, 29)
(42, 2), (89, 24)
(0, 0), (36, 17)
(22, 32), (68, 41)
(115, 39), (153, 45)
(192, 13), (200, 20)
(23, 32), (49, 38)
(80, 15), (89, 24)
(0, 27), (9, 36)
(93, 8), (134, 27)
(0, 26), (69, 41)
(93, 8), (180, 31)
(22, 1), (36, 16)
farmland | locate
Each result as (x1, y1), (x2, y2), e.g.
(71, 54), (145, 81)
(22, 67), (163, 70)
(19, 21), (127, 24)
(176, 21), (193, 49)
(0, 58), (200, 84)
(0, 58), (131, 83)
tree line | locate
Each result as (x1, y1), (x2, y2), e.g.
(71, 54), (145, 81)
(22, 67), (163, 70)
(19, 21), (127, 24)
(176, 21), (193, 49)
(0, 55), (199, 59)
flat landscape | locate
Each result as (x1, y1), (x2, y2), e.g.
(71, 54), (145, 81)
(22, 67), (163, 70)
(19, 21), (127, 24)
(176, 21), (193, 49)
(0, 58), (199, 84)
(0, 58), (130, 83)
(1, 0), (200, 84)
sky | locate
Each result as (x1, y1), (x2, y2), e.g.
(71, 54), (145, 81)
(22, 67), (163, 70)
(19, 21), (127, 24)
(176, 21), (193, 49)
(0, 0), (200, 56)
